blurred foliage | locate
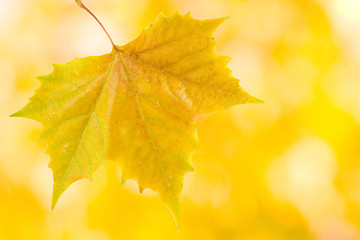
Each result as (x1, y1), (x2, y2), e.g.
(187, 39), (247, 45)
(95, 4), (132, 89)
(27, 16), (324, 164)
(1, 0), (360, 239)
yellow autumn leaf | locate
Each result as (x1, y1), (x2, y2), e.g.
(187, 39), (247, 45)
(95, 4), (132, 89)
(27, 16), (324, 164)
(11, 2), (260, 224)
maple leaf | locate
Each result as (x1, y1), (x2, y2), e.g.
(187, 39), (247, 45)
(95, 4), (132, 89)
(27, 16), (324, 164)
(11, 0), (261, 224)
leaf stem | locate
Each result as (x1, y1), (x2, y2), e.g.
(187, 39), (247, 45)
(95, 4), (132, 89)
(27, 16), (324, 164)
(75, 0), (115, 47)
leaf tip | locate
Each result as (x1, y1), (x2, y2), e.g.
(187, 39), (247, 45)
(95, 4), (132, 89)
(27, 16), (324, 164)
(89, 173), (93, 181)
(247, 95), (264, 104)
(51, 180), (72, 211)
(223, 56), (233, 63)
(51, 63), (60, 72)
(9, 111), (20, 118)
(51, 185), (63, 210)
(36, 75), (48, 83)
(139, 185), (144, 194)
(51, 196), (59, 211)
(237, 86), (264, 105)
(10, 107), (29, 118)
(120, 176), (127, 186)
(169, 206), (181, 229)
(218, 16), (230, 25)
(161, 192), (181, 228)
(35, 135), (44, 143)
(156, 12), (166, 21)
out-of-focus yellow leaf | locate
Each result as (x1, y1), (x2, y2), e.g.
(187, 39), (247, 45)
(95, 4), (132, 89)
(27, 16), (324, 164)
(0, 170), (47, 240)
(11, 11), (260, 223)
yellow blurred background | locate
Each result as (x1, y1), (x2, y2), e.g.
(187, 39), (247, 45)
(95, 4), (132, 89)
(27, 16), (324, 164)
(1, 0), (360, 239)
